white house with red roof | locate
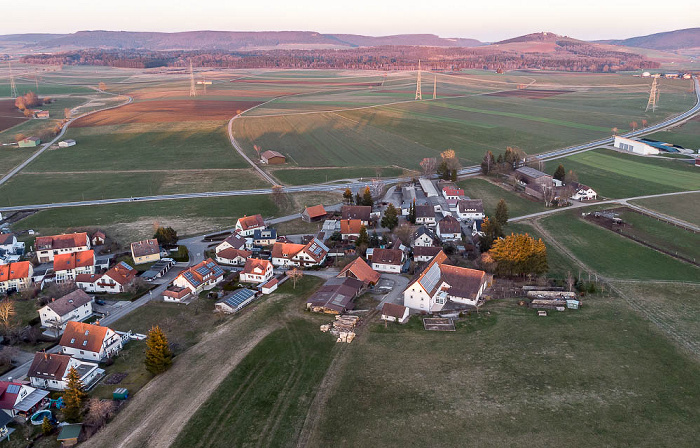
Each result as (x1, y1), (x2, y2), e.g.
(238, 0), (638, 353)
(76, 261), (137, 294)
(35, 232), (90, 263)
(442, 187), (464, 201)
(403, 251), (488, 312)
(0, 261), (33, 294)
(60, 321), (122, 362)
(270, 238), (329, 268)
(0, 381), (49, 417)
(53, 250), (95, 284)
(216, 233), (247, 253)
(173, 258), (225, 294)
(215, 248), (252, 266)
(240, 258), (274, 284)
(235, 215), (266, 237)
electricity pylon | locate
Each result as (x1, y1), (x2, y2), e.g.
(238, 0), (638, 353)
(415, 60), (422, 100)
(645, 77), (659, 112)
(189, 60), (197, 97)
(433, 74), (437, 100)
(9, 62), (18, 98)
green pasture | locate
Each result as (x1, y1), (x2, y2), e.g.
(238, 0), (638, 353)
(539, 211), (700, 281)
(645, 119), (700, 150)
(316, 297), (700, 447)
(631, 192), (700, 225)
(457, 177), (547, 218)
(273, 166), (406, 185)
(552, 149), (700, 198)
(504, 222), (578, 279)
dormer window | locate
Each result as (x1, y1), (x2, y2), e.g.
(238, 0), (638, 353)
(83, 341), (87, 346)
(70, 338), (75, 343)
(84, 330), (89, 335)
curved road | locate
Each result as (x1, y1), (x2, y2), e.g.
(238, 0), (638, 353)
(0, 78), (698, 213)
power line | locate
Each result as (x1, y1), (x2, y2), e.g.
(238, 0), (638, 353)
(8, 62), (18, 98)
(646, 77), (659, 112)
(415, 60), (422, 100)
(189, 60), (197, 97)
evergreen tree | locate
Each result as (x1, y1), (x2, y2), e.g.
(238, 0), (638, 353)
(553, 164), (566, 181)
(153, 226), (178, 246)
(437, 160), (449, 180)
(479, 217), (504, 252)
(362, 187), (373, 207)
(64, 366), (87, 422)
(145, 325), (173, 375)
(354, 192), (362, 205)
(41, 416), (53, 435)
(380, 204), (399, 230)
(450, 169), (457, 182)
(343, 188), (353, 204)
(407, 200), (416, 224)
(369, 231), (381, 248)
(481, 151), (496, 175)
(355, 225), (370, 248)
(495, 199), (509, 226)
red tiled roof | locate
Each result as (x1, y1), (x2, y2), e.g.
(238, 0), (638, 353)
(131, 239), (159, 258)
(0, 261), (32, 282)
(237, 214), (265, 231)
(164, 286), (190, 299)
(382, 302), (408, 319)
(0, 234), (15, 245)
(0, 381), (24, 410)
(442, 187), (464, 196)
(304, 204), (327, 219)
(60, 321), (110, 353)
(261, 150), (285, 160)
(53, 250), (94, 272)
(75, 273), (100, 284)
(35, 233), (88, 251)
(217, 248), (252, 261)
(271, 242), (305, 259)
(337, 257), (380, 285)
(341, 219), (363, 235)
(104, 262), (137, 285)
(371, 248), (403, 266)
(242, 258), (272, 275)
(28, 353), (72, 381)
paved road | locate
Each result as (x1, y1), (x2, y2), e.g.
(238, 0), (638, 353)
(227, 111), (279, 185)
(510, 189), (700, 227)
(1, 79), (698, 213)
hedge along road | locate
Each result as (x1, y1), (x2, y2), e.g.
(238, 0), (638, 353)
(1, 78), (698, 212)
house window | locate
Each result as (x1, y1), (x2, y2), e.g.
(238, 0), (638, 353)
(83, 341), (88, 346)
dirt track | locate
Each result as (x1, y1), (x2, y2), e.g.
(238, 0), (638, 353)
(83, 300), (284, 448)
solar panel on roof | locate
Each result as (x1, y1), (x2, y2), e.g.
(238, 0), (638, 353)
(421, 262), (441, 293)
(222, 289), (256, 308)
(6, 384), (20, 394)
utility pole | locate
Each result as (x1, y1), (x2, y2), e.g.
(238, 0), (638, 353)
(189, 60), (197, 97)
(433, 74), (437, 100)
(34, 68), (39, 94)
(415, 60), (422, 100)
(645, 77), (659, 112)
(9, 62), (18, 98)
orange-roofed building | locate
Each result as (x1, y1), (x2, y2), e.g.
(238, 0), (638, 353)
(53, 250), (95, 284)
(35, 232), (90, 263)
(60, 321), (122, 362)
(301, 205), (327, 223)
(270, 237), (328, 268)
(341, 219), (363, 240)
(337, 257), (380, 286)
(240, 258), (274, 284)
(76, 261), (137, 294)
(0, 261), (33, 294)
(172, 258), (225, 294)
(235, 214), (266, 237)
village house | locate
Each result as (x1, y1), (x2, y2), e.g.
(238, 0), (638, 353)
(60, 321), (123, 362)
(0, 233), (24, 257)
(270, 238), (328, 267)
(172, 258), (225, 295)
(337, 257), (380, 287)
(253, 229), (277, 247)
(75, 261), (137, 294)
(341, 205), (371, 226)
(90, 231), (105, 246)
(302, 205), (327, 223)
(162, 286), (191, 304)
(0, 381), (49, 418)
(415, 205), (437, 226)
(412, 246), (444, 263)
(215, 288), (258, 314)
(369, 248), (405, 273)
(235, 215), (266, 237)
(571, 184), (598, 201)
(456, 199), (485, 222)
(340, 219), (363, 241)
(412, 226), (439, 247)
(239, 258), (274, 284)
(130, 239), (161, 265)
(36, 232), (90, 263)
(53, 250), (95, 284)
(306, 277), (364, 314)
(39, 289), (94, 335)
(442, 187), (465, 201)
(0, 261), (34, 294)
(215, 247), (252, 266)
(436, 215), (462, 242)
(215, 233), (247, 253)
(403, 251), (488, 312)
(261, 150), (286, 164)
(28, 352), (102, 391)
(381, 302), (410, 324)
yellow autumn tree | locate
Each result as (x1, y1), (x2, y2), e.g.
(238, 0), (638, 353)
(489, 233), (548, 277)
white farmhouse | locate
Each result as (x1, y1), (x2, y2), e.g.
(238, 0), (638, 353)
(59, 321), (123, 362)
(39, 289), (94, 335)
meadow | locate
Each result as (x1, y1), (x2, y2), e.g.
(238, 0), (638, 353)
(550, 148), (700, 198)
(457, 177), (547, 218)
(538, 211), (700, 281)
(314, 297), (700, 447)
(632, 192), (700, 225)
(644, 116), (700, 150)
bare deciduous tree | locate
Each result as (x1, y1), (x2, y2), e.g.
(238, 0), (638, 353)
(420, 157), (436, 177)
(541, 185), (555, 207)
(271, 185), (286, 208)
(566, 271), (575, 292)
(0, 300), (16, 332)
(286, 268), (303, 289)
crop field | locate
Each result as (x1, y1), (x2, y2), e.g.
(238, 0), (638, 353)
(644, 115), (700, 150)
(272, 166), (406, 185)
(550, 148), (700, 198)
(458, 177), (546, 218)
(0, 99), (27, 131)
(314, 297), (700, 447)
(632, 192), (700, 225)
(538, 211), (700, 281)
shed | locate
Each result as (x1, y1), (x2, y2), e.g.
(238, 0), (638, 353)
(57, 424), (82, 446)
(113, 388), (129, 400)
(216, 288), (257, 314)
(261, 278), (278, 294)
(261, 150), (286, 164)
(302, 205), (327, 223)
(58, 139), (76, 148)
(566, 299), (580, 310)
(18, 137), (40, 148)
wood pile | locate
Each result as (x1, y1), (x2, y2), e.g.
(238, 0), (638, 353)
(319, 315), (359, 343)
(527, 291), (576, 299)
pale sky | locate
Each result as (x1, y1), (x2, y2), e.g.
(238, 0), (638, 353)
(5, 0), (699, 41)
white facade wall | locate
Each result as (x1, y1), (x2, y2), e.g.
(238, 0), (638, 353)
(403, 283), (433, 311)
(39, 301), (93, 331)
(372, 262), (401, 274)
(614, 136), (660, 155)
(413, 234), (435, 247)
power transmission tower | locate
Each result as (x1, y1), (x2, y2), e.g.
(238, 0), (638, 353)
(415, 60), (422, 100)
(433, 74), (437, 100)
(189, 60), (197, 97)
(645, 77), (659, 112)
(8, 62), (18, 98)
(34, 68), (39, 94)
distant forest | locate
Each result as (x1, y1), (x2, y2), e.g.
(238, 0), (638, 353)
(21, 43), (660, 72)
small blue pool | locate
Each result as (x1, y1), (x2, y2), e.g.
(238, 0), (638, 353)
(30, 410), (52, 425)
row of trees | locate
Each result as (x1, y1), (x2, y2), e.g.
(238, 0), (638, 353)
(343, 187), (374, 207)
(480, 147), (528, 176)
(14, 91), (44, 112)
(479, 200), (509, 251)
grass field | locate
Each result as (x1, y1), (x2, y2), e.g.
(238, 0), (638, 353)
(551, 148), (700, 198)
(632, 192), (700, 225)
(644, 116), (700, 150)
(273, 166), (406, 185)
(538, 211), (700, 281)
(504, 222), (578, 279)
(172, 319), (336, 448)
(313, 296), (700, 447)
(458, 177), (547, 218)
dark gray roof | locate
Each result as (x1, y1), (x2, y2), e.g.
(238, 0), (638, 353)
(516, 166), (550, 179)
(46, 289), (92, 317)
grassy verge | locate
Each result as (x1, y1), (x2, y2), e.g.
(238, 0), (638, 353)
(273, 167), (405, 185)
(458, 177), (546, 218)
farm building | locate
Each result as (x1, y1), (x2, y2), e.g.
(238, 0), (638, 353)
(456, 199), (484, 222)
(337, 257), (380, 286)
(614, 136), (692, 155)
(260, 278), (278, 294)
(419, 178), (439, 197)
(306, 277), (364, 314)
(39, 289), (94, 334)
(381, 302), (410, 324)
(302, 205), (327, 222)
(28, 352), (101, 391)
(261, 150), (286, 164)
(215, 288), (257, 314)
(130, 239), (161, 265)
(58, 139), (76, 148)
(516, 166), (553, 188)
(18, 137), (40, 147)
(60, 321), (123, 362)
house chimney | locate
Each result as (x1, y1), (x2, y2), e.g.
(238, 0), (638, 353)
(51, 298), (55, 302)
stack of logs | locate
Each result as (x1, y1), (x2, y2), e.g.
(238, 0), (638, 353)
(320, 315), (359, 343)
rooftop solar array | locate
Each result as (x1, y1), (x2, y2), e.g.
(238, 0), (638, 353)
(220, 289), (256, 309)
(421, 262), (442, 293)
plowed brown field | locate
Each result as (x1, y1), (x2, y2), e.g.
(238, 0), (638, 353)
(0, 100), (27, 132)
(73, 100), (262, 126)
